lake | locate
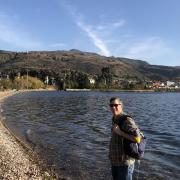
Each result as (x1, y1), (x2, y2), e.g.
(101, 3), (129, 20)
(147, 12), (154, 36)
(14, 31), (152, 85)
(1, 91), (180, 180)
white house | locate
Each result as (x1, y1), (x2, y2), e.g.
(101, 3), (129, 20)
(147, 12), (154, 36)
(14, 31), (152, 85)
(167, 81), (175, 87)
(89, 77), (96, 84)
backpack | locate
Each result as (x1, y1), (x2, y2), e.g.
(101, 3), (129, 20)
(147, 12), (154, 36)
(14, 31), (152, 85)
(114, 114), (147, 159)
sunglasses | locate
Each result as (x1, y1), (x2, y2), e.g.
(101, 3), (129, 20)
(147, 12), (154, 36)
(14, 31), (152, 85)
(109, 104), (121, 107)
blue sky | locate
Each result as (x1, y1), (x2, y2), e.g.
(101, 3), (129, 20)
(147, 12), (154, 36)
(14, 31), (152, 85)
(0, 0), (180, 66)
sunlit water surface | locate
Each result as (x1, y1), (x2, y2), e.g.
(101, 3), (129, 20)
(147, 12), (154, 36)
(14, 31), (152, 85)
(1, 91), (180, 180)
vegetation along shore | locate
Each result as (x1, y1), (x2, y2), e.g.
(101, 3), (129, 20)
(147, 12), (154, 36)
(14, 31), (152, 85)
(0, 50), (180, 91)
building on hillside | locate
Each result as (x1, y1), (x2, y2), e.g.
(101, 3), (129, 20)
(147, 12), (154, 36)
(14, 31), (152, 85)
(45, 76), (49, 85)
(160, 83), (165, 87)
(166, 81), (175, 87)
(88, 77), (96, 84)
(153, 81), (161, 88)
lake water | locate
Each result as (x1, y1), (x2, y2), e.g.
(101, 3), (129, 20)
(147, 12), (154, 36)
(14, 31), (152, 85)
(1, 91), (180, 180)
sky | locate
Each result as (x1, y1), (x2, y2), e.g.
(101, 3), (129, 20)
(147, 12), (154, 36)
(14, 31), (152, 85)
(0, 0), (180, 66)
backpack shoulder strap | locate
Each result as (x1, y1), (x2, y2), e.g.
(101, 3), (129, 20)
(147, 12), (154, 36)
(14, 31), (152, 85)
(115, 114), (132, 126)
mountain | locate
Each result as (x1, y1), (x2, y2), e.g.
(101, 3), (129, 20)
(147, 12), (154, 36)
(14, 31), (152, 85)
(0, 50), (180, 81)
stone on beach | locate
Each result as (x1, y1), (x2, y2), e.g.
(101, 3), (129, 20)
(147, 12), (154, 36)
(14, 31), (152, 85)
(0, 91), (51, 179)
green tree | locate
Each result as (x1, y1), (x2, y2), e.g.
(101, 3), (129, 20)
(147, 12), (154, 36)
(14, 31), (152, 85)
(97, 67), (113, 88)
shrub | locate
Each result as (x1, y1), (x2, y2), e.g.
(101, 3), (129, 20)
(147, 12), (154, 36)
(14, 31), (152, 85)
(13, 76), (45, 90)
(0, 79), (13, 90)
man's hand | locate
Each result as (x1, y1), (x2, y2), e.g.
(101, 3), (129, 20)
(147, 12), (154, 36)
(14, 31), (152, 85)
(112, 124), (141, 143)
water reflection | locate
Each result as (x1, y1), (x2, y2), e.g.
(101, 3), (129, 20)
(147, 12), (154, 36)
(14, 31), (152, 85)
(2, 91), (180, 180)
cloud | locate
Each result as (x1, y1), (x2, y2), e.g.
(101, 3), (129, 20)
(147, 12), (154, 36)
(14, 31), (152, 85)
(127, 37), (161, 57)
(58, 1), (180, 66)
(112, 20), (126, 28)
(76, 21), (111, 56)
(96, 19), (125, 31)
(0, 12), (42, 50)
(60, 1), (111, 56)
(0, 11), (66, 51)
(115, 37), (179, 66)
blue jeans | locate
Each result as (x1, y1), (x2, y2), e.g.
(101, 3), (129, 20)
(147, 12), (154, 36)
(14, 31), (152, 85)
(111, 164), (134, 180)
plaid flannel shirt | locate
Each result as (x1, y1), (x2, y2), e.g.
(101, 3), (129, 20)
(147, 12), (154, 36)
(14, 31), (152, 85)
(109, 114), (140, 166)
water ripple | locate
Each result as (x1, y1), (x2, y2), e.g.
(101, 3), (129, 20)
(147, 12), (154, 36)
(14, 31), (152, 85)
(1, 91), (180, 180)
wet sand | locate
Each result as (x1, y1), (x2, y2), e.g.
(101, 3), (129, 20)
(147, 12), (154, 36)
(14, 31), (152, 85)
(0, 91), (53, 180)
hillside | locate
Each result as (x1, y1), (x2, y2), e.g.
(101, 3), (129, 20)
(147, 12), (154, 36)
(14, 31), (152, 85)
(0, 49), (180, 82)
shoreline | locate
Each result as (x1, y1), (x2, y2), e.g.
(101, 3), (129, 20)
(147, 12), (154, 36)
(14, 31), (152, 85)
(65, 88), (155, 92)
(0, 90), (54, 179)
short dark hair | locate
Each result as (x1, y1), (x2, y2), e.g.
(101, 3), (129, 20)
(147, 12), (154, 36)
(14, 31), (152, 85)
(110, 97), (123, 104)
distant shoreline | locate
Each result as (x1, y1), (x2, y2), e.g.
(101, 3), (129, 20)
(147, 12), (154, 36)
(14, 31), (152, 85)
(65, 88), (155, 92)
(1, 88), (180, 94)
(64, 88), (180, 92)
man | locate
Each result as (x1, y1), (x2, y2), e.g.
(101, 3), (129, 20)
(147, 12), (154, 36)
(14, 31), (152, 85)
(109, 97), (141, 180)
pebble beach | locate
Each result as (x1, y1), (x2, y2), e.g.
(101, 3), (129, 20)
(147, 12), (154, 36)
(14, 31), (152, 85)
(0, 91), (52, 180)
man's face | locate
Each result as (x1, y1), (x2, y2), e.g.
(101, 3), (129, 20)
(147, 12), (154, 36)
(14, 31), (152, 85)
(109, 99), (123, 116)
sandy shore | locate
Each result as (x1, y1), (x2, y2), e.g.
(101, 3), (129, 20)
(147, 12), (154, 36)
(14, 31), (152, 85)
(0, 91), (54, 180)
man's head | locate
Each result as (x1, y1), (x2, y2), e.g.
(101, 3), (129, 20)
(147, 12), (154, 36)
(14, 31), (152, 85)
(109, 97), (123, 116)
